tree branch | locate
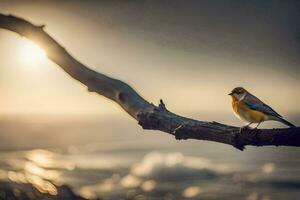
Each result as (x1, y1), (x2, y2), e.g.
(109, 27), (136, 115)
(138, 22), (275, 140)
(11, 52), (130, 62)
(0, 13), (299, 151)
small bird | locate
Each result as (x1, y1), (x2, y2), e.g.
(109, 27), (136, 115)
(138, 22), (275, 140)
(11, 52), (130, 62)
(229, 87), (295, 128)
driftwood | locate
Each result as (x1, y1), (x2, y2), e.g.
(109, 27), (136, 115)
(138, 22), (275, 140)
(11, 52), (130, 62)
(0, 13), (299, 150)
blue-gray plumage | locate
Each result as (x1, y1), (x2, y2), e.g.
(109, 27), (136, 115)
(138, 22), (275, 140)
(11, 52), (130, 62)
(243, 94), (282, 118)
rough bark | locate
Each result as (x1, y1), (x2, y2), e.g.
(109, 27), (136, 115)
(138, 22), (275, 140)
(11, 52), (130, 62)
(0, 13), (299, 151)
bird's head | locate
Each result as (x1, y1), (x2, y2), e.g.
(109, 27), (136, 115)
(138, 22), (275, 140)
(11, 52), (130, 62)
(228, 87), (248, 100)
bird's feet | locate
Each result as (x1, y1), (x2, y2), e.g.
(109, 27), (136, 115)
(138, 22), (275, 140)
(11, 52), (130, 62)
(239, 125), (252, 134)
(239, 125), (260, 145)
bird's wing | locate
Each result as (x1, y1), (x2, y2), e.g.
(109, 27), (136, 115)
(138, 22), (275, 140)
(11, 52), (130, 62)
(244, 94), (282, 118)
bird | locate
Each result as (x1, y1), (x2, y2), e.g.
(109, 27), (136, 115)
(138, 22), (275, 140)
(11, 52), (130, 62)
(228, 87), (295, 128)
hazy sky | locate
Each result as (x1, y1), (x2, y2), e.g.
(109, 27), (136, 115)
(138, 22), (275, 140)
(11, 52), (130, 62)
(0, 0), (299, 116)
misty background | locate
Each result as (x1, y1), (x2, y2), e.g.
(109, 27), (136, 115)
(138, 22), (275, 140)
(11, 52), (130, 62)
(0, 1), (299, 199)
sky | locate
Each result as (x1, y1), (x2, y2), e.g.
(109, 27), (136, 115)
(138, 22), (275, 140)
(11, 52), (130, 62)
(0, 0), (299, 117)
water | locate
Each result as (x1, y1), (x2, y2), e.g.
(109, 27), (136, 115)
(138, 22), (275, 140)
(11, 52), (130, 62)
(0, 114), (299, 200)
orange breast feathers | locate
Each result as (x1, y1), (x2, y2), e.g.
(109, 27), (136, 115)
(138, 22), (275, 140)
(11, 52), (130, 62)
(231, 96), (269, 123)
(231, 96), (245, 117)
(231, 96), (240, 114)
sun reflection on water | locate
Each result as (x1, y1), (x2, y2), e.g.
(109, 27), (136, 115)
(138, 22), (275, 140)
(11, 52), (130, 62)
(26, 174), (58, 195)
(6, 170), (58, 195)
(27, 149), (54, 168)
(24, 162), (60, 180)
(26, 149), (75, 170)
(3, 149), (68, 196)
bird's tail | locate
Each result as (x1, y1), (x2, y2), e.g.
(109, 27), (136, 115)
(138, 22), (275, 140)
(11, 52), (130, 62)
(276, 117), (296, 127)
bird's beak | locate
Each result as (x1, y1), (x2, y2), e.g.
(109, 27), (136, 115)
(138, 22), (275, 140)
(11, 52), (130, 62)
(228, 92), (233, 96)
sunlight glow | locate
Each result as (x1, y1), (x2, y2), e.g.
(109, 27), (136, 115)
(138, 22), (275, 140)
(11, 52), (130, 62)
(19, 40), (46, 66)
(182, 186), (202, 198)
(26, 149), (54, 168)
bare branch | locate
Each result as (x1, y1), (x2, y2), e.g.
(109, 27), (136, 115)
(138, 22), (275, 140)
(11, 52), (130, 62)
(0, 13), (299, 151)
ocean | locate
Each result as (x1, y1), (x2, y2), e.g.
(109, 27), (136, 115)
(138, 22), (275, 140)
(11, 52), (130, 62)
(0, 114), (299, 200)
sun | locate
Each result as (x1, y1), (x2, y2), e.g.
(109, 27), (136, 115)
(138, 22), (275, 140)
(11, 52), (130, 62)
(19, 40), (46, 66)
